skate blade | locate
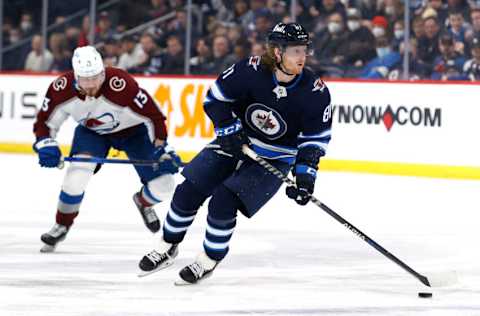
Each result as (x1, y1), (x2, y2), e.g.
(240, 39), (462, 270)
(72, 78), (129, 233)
(174, 273), (212, 286)
(40, 244), (56, 253)
(137, 260), (174, 278)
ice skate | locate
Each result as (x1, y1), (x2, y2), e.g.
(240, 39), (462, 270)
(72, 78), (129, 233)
(138, 240), (178, 277)
(40, 223), (69, 253)
(133, 193), (160, 233)
(175, 252), (219, 285)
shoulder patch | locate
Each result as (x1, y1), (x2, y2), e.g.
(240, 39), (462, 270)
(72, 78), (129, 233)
(109, 76), (126, 92)
(53, 76), (68, 91)
(248, 56), (261, 71)
(312, 78), (326, 93)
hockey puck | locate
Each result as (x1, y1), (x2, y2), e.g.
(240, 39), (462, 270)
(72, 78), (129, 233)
(418, 292), (433, 298)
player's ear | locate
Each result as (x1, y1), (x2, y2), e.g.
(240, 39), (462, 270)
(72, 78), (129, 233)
(273, 47), (282, 62)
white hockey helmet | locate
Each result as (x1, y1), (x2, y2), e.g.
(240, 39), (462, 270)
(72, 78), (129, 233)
(72, 46), (104, 79)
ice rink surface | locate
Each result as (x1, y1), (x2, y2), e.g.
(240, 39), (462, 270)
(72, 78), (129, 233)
(1, 153), (479, 316)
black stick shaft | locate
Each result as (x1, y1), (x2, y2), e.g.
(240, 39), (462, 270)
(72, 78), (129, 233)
(243, 146), (430, 287)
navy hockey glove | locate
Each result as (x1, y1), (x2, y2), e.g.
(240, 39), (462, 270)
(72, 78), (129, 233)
(152, 142), (182, 174)
(286, 146), (323, 206)
(33, 138), (62, 168)
(215, 118), (249, 160)
(286, 164), (316, 205)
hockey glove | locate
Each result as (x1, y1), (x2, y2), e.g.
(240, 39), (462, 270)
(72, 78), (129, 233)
(215, 118), (249, 160)
(286, 164), (316, 205)
(33, 138), (62, 168)
(152, 142), (182, 174)
(286, 146), (323, 206)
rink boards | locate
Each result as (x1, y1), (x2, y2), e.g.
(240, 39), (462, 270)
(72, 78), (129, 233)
(1, 73), (479, 179)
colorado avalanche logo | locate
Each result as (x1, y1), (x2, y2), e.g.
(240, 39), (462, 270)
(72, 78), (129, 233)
(109, 76), (126, 92)
(53, 77), (67, 91)
(245, 103), (287, 140)
(79, 112), (120, 134)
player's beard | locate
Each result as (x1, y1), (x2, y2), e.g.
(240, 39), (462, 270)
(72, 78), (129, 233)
(83, 87), (100, 97)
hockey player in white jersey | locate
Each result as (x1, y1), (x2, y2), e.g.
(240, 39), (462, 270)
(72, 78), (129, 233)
(33, 46), (181, 252)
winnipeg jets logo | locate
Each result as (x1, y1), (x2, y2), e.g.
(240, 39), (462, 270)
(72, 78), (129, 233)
(79, 112), (120, 134)
(245, 103), (287, 140)
(312, 78), (326, 93)
(53, 77), (67, 91)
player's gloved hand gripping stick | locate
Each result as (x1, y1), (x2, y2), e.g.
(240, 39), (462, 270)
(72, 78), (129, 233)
(242, 145), (458, 288)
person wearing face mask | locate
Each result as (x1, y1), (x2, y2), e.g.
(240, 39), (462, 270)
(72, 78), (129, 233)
(391, 20), (405, 51)
(19, 12), (34, 37)
(360, 36), (401, 79)
(371, 15), (389, 39)
(342, 8), (376, 71)
(313, 12), (350, 75)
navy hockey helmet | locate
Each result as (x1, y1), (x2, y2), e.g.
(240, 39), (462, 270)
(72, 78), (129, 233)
(267, 22), (311, 47)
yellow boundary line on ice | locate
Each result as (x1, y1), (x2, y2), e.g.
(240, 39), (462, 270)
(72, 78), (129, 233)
(2, 142), (480, 180)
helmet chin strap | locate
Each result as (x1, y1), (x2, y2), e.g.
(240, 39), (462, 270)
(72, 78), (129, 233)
(276, 52), (295, 76)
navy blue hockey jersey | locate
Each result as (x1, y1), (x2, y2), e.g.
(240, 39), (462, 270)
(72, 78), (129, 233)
(204, 56), (332, 164)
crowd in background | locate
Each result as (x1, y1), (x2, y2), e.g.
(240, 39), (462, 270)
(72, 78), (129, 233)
(3, 0), (480, 80)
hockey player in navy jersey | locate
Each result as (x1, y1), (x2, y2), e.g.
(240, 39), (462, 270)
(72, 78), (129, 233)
(33, 46), (181, 252)
(138, 22), (332, 284)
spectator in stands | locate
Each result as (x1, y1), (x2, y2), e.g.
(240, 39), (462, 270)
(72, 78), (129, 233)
(391, 20), (405, 51)
(360, 36), (401, 79)
(382, 0), (405, 24)
(250, 9), (274, 42)
(190, 38), (215, 74)
(313, 12), (349, 76)
(342, 8), (376, 68)
(412, 16), (426, 40)
(447, 10), (468, 44)
(102, 38), (120, 67)
(462, 36), (480, 80)
(232, 40), (251, 61)
(358, 0), (377, 20)
(130, 32), (163, 75)
(227, 25), (245, 45)
(233, 0), (253, 30)
(431, 33), (466, 80)
(371, 15), (389, 39)
(48, 33), (70, 73)
(160, 35), (185, 74)
(97, 11), (116, 43)
(64, 26), (81, 52)
(418, 16), (441, 74)
(24, 34), (53, 72)
(19, 12), (35, 37)
(147, 0), (171, 20)
(309, 0), (347, 22)
(467, 8), (480, 39)
(118, 35), (146, 70)
(425, 0), (449, 25)
(211, 35), (236, 73)
(447, 0), (471, 21)
(387, 38), (429, 80)
(251, 41), (266, 56)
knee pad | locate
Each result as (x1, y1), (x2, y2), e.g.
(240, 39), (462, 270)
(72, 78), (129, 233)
(61, 155), (96, 196)
(144, 174), (175, 203)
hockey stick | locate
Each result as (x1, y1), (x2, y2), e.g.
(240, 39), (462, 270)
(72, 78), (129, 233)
(242, 146), (458, 288)
(61, 156), (159, 166)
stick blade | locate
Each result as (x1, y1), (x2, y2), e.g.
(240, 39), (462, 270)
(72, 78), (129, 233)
(426, 270), (459, 287)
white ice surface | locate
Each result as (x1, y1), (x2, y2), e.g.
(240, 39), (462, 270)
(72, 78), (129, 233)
(1, 153), (480, 316)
